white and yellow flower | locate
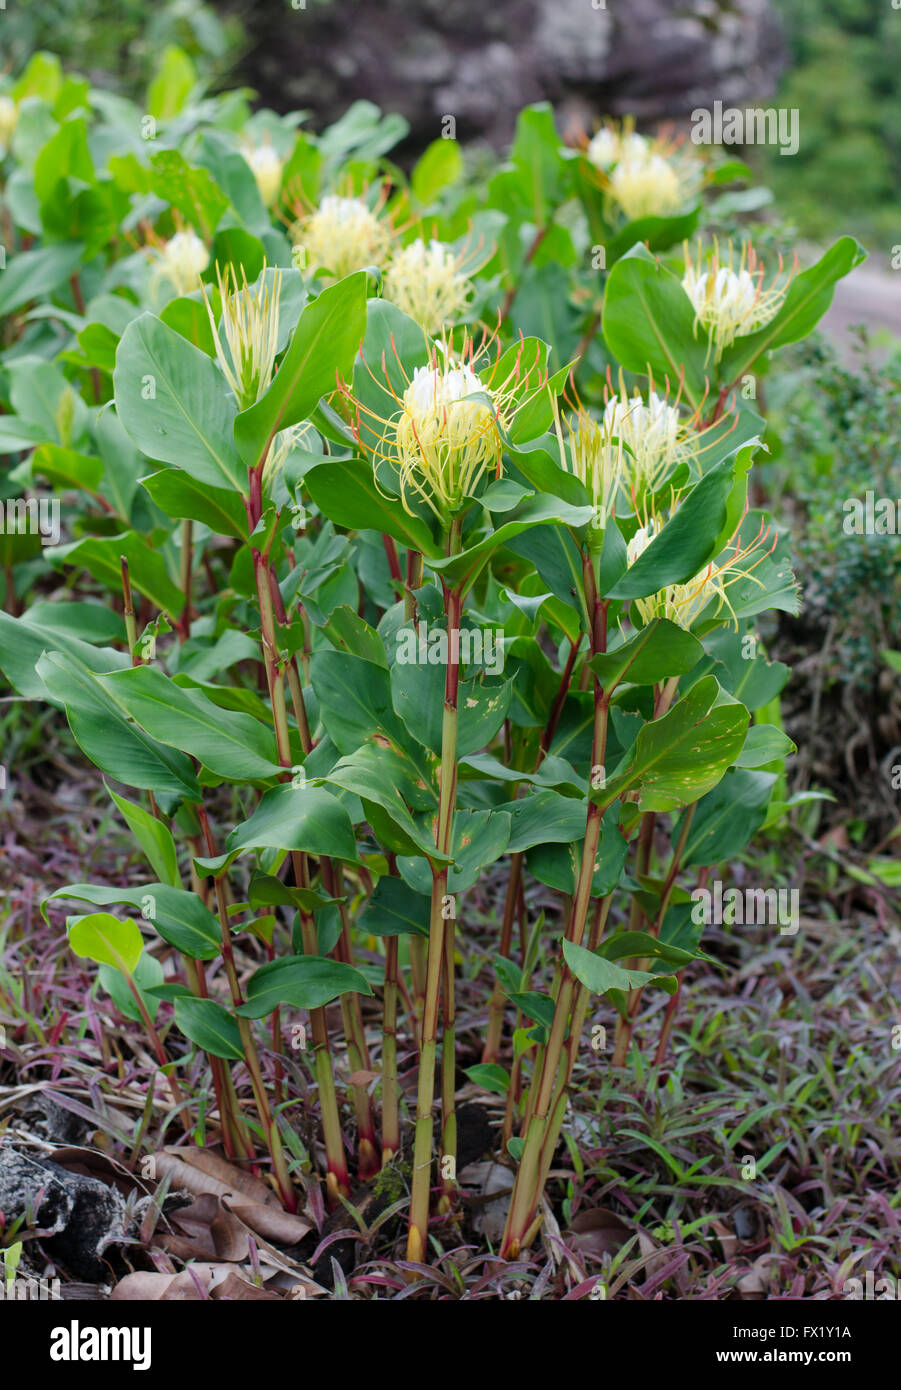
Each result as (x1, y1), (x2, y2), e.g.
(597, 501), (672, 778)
(383, 238), (472, 335)
(587, 119), (702, 221)
(292, 194), (391, 281)
(627, 509), (776, 631)
(682, 239), (792, 362)
(204, 263), (282, 409)
(344, 331), (547, 527)
(151, 228), (210, 299)
(244, 142), (284, 208)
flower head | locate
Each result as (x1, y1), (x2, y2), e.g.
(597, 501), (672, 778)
(682, 239), (793, 362)
(151, 229), (210, 298)
(586, 121), (648, 172)
(609, 154), (685, 220)
(343, 329), (547, 527)
(244, 142), (284, 208)
(601, 379), (698, 498)
(555, 403), (623, 531)
(627, 508), (777, 631)
(587, 120), (701, 220)
(383, 238), (472, 335)
(204, 263), (282, 409)
(292, 194), (391, 281)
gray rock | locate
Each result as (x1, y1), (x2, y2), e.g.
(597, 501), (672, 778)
(236, 0), (786, 148)
(0, 1143), (137, 1280)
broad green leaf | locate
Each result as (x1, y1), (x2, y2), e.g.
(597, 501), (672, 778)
(234, 273), (367, 467)
(608, 461), (735, 601)
(30, 444), (103, 493)
(114, 313), (246, 493)
(147, 45), (197, 121)
(464, 1063), (511, 1095)
(589, 619), (704, 692)
(98, 666), (283, 780)
(0, 611), (128, 704)
(411, 138), (463, 204)
(139, 468), (249, 539)
(563, 938), (677, 996)
(36, 651), (201, 801)
(358, 876), (430, 938)
(175, 997), (245, 1061)
(226, 784), (358, 860)
(107, 784), (181, 888)
(98, 955), (164, 1025)
(681, 768), (775, 867)
(44, 882), (222, 960)
(602, 244), (709, 411)
(47, 531), (185, 616)
(398, 809), (512, 893)
(236, 955), (372, 1019)
(305, 455), (440, 557)
(0, 243), (85, 316)
(428, 494), (595, 594)
(733, 724), (795, 768)
(596, 676), (749, 814)
(68, 912), (143, 974)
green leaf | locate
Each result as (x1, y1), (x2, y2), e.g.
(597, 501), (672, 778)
(48, 531), (185, 616)
(734, 724), (795, 768)
(235, 273), (368, 467)
(236, 956), (372, 1019)
(398, 808), (511, 893)
(226, 785), (359, 860)
(597, 676), (750, 814)
(139, 468), (249, 539)
(45, 882), (222, 961)
(98, 666), (283, 780)
(563, 938), (677, 996)
(589, 619), (704, 692)
(305, 455), (440, 557)
(508, 103), (564, 225)
(428, 494), (595, 594)
(175, 997), (245, 1061)
(0, 242), (85, 316)
(0, 611), (128, 704)
(608, 461), (735, 600)
(68, 912), (143, 974)
(600, 932), (697, 968)
(358, 877), (430, 938)
(463, 1063), (510, 1096)
(246, 874), (335, 917)
(718, 237), (867, 385)
(411, 138), (463, 204)
(114, 313), (245, 493)
(680, 768), (775, 868)
(147, 45), (197, 120)
(36, 651), (201, 801)
(98, 955), (164, 1024)
(107, 784), (181, 888)
(149, 149), (228, 242)
(602, 244), (709, 412)
(30, 444), (103, 493)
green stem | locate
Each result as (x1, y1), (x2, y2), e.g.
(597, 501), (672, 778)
(381, 936), (400, 1164)
(407, 525), (462, 1265)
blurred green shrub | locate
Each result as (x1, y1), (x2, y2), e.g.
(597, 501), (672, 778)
(1, 0), (244, 98)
